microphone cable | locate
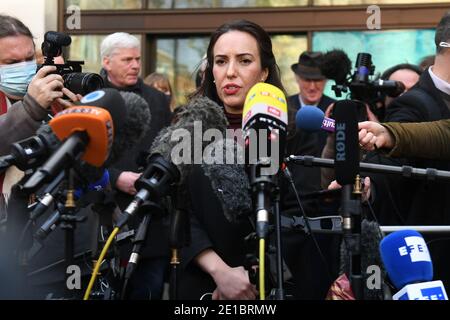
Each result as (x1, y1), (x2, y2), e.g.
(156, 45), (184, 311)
(83, 226), (119, 300)
(281, 162), (333, 281)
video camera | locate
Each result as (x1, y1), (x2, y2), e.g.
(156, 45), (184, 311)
(37, 31), (104, 96)
(321, 50), (405, 102)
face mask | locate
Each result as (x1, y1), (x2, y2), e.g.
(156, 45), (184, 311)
(0, 60), (37, 98)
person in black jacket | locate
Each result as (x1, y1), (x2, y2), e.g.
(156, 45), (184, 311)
(100, 32), (172, 299)
(178, 20), (338, 300)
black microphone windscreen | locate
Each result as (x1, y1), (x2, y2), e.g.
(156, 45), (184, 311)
(334, 100), (359, 185)
(44, 31), (71, 46)
(149, 96), (227, 182)
(35, 124), (61, 152)
(105, 91), (151, 165)
(78, 88), (127, 136)
(321, 49), (352, 84)
(202, 138), (251, 223)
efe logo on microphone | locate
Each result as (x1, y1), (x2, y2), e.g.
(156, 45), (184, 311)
(398, 236), (431, 263)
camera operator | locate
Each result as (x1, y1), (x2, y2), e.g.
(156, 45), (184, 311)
(0, 15), (80, 156)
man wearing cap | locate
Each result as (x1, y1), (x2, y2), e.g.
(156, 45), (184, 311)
(288, 51), (335, 152)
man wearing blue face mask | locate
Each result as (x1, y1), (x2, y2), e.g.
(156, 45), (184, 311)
(0, 15), (79, 155)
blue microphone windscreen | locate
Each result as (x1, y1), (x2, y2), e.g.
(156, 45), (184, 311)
(380, 229), (433, 289)
(295, 105), (325, 132)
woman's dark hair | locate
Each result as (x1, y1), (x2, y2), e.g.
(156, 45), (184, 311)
(0, 14), (33, 40)
(190, 19), (285, 103)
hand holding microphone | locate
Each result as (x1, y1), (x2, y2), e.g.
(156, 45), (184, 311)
(358, 121), (395, 151)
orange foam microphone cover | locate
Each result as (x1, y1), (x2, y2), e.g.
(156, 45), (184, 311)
(49, 106), (114, 167)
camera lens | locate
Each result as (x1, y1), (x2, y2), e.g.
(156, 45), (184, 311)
(63, 72), (104, 96)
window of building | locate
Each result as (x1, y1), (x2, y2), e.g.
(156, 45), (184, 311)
(314, 0), (450, 4)
(147, 0), (308, 9)
(312, 29), (435, 99)
(65, 0), (142, 10)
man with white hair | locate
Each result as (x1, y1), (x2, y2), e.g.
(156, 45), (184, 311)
(100, 32), (171, 300)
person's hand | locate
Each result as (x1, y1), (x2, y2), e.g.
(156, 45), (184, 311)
(51, 87), (83, 112)
(358, 121), (395, 151)
(27, 66), (65, 109)
(327, 176), (371, 203)
(115, 171), (141, 195)
(211, 266), (258, 300)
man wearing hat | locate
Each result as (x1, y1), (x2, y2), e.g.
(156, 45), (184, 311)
(288, 51), (335, 151)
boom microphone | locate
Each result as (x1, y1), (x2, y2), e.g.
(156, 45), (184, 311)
(116, 97), (228, 228)
(320, 49), (352, 85)
(202, 138), (252, 223)
(380, 230), (448, 300)
(106, 91), (151, 166)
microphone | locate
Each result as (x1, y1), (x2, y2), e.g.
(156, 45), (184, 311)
(44, 31), (71, 47)
(202, 138), (252, 223)
(116, 97), (228, 228)
(21, 106), (114, 193)
(106, 91), (151, 166)
(242, 82), (288, 176)
(333, 100), (360, 185)
(380, 230), (448, 300)
(33, 169), (110, 242)
(295, 105), (335, 132)
(21, 88), (137, 193)
(0, 124), (61, 174)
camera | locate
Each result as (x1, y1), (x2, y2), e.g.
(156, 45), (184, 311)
(327, 52), (405, 102)
(37, 31), (104, 96)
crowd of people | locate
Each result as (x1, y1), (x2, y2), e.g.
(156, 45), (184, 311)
(1, 9), (450, 301)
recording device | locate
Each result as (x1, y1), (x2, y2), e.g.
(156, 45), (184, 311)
(321, 50), (405, 102)
(320, 50), (404, 121)
(37, 31), (104, 96)
(380, 229), (448, 300)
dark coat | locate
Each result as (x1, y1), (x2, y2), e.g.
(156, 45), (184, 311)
(366, 69), (450, 289)
(178, 103), (340, 300)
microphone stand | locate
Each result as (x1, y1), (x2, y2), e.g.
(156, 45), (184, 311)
(272, 190), (285, 300)
(248, 161), (284, 300)
(287, 155), (450, 181)
(340, 176), (363, 300)
(59, 168), (86, 297)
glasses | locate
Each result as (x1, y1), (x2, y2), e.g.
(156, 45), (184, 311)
(439, 41), (450, 48)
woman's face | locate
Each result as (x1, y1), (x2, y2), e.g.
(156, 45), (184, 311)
(212, 30), (268, 114)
